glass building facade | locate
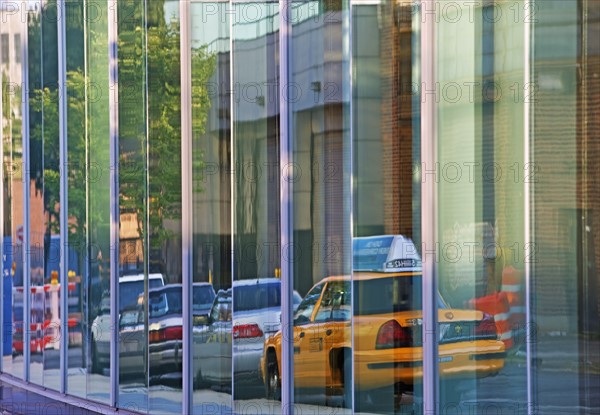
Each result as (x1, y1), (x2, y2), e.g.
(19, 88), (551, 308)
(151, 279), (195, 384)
(1, 0), (599, 414)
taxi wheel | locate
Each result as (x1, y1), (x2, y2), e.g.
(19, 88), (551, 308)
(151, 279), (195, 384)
(441, 381), (463, 403)
(343, 355), (352, 408)
(265, 357), (281, 401)
(356, 386), (401, 413)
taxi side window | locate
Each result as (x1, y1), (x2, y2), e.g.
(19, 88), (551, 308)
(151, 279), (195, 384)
(314, 281), (351, 322)
(294, 283), (325, 326)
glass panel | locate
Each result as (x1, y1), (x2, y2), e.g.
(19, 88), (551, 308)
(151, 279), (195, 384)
(26, 1), (61, 390)
(146, 1), (183, 413)
(352, 1), (421, 413)
(27, 2), (46, 388)
(117, 0), (148, 411)
(532, 1), (600, 413)
(83, 2), (115, 402)
(1, 1), (25, 380)
(436, 1), (526, 412)
(66, 0), (98, 401)
(190, 1), (233, 413)
(231, 1), (281, 411)
(288, 0), (352, 412)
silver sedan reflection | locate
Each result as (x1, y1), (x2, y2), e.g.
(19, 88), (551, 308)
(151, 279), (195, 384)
(193, 279), (300, 391)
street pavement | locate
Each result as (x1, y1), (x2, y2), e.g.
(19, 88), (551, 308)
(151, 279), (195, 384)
(1, 335), (598, 414)
(0, 380), (99, 415)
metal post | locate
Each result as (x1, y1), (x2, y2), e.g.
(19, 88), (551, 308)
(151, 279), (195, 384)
(57, 0), (69, 394)
(180, 0), (193, 413)
(421, 0), (438, 414)
(82, 0), (90, 381)
(229, 0), (235, 401)
(21, 1), (31, 383)
(524, 1), (534, 414)
(279, 0), (294, 412)
(0, 7), (4, 375)
(107, 0), (120, 406)
(345, 0), (354, 411)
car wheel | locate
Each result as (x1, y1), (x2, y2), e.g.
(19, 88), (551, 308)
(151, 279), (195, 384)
(356, 386), (400, 413)
(343, 354), (352, 408)
(91, 340), (100, 374)
(441, 381), (463, 404)
(194, 368), (206, 390)
(265, 356), (281, 401)
(355, 389), (376, 413)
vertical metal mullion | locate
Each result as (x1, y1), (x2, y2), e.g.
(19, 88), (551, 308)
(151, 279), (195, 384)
(279, 0), (294, 412)
(108, 0), (120, 407)
(229, 0), (235, 402)
(524, 1), (534, 414)
(83, 0), (91, 390)
(22, 3), (31, 383)
(180, 0), (193, 413)
(142, 0), (150, 398)
(57, 0), (69, 394)
(0, 16), (4, 375)
(346, 0), (354, 412)
(421, 0), (438, 414)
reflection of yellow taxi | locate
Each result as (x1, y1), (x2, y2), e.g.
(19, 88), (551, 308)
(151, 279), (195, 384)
(261, 272), (505, 404)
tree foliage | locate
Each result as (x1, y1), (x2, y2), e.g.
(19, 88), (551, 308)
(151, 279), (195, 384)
(27, 0), (217, 270)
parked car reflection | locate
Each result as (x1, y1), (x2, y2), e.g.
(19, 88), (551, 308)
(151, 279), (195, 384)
(148, 284), (184, 385)
(192, 282), (216, 326)
(193, 288), (232, 389)
(194, 278), (300, 390)
(91, 273), (165, 375)
(118, 306), (145, 383)
(90, 296), (111, 374)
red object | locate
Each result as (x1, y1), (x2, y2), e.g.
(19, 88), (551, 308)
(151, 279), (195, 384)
(150, 326), (183, 343)
(376, 320), (412, 349)
(233, 324), (263, 339)
(467, 292), (513, 349)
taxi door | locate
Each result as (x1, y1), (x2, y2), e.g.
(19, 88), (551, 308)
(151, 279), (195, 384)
(312, 281), (352, 387)
(293, 282), (326, 387)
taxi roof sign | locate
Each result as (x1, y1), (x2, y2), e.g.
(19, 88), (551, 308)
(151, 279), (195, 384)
(353, 235), (421, 272)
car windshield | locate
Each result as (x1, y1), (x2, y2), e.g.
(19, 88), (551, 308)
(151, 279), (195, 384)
(233, 282), (280, 312)
(210, 294), (232, 322)
(293, 291), (302, 306)
(193, 286), (215, 311)
(120, 311), (139, 327)
(120, 278), (163, 312)
(99, 297), (110, 315)
(354, 275), (422, 315)
(149, 288), (182, 317)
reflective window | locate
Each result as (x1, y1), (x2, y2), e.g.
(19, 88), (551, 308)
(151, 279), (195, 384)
(27, 1), (60, 390)
(1, 1), (25, 380)
(75, 0), (112, 403)
(231, 0), (281, 411)
(190, 1), (233, 413)
(288, 0), (352, 411)
(118, 0), (149, 410)
(147, 0), (183, 412)
(352, 1), (421, 413)
(0, 1), (598, 414)
(531, 1), (600, 413)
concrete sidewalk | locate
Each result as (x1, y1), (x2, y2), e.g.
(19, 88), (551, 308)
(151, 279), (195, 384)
(0, 381), (99, 415)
